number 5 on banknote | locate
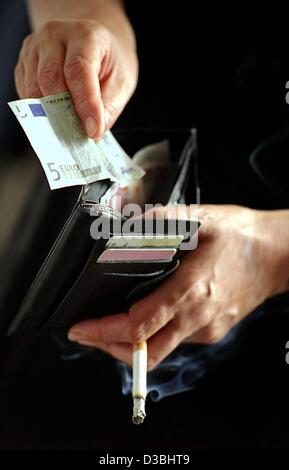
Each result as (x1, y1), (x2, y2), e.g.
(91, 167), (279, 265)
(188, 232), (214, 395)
(47, 162), (61, 181)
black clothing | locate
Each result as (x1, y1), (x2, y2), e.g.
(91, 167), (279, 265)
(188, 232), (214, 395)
(123, 2), (289, 207)
(0, 1), (289, 452)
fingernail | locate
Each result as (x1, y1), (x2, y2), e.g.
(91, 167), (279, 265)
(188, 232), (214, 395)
(68, 329), (85, 341)
(85, 116), (98, 137)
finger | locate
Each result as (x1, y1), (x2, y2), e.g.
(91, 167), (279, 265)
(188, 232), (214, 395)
(142, 205), (191, 220)
(22, 48), (42, 98)
(80, 341), (133, 366)
(128, 286), (177, 343)
(74, 319), (184, 370)
(37, 40), (67, 95)
(70, 232), (214, 346)
(185, 320), (228, 345)
(68, 313), (133, 344)
(67, 265), (190, 346)
(15, 35), (41, 98)
(128, 250), (202, 342)
(64, 37), (105, 139)
(101, 71), (135, 130)
(14, 61), (26, 98)
(142, 204), (216, 240)
(146, 317), (184, 370)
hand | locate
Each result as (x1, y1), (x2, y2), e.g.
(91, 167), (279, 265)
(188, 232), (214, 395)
(68, 205), (289, 369)
(15, 19), (138, 139)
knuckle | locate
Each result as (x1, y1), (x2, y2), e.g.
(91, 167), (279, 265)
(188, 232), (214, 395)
(26, 83), (41, 98)
(38, 62), (62, 89)
(42, 20), (60, 35)
(190, 281), (212, 303)
(179, 280), (213, 318)
(74, 19), (97, 33)
(146, 306), (170, 330)
(129, 324), (147, 344)
(74, 19), (91, 31)
(130, 304), (172, 338)
(76, 20), (108, 40)
(171, 277), (196, 306)
(64, 55), (90, 81)
(165, 290), (184, 309)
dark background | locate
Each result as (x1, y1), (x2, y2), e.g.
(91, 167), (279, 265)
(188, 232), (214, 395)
(0, 0), (289, 451)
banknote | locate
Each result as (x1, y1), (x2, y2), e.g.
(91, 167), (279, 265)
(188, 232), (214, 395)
(99, 140), (171, 210)
(8, 92), (144, 190)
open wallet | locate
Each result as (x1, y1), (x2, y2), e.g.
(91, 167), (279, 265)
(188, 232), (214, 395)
(8, 128), (200, 336)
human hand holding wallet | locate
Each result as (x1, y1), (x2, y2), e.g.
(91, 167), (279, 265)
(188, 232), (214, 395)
(8, 128), (199, 336)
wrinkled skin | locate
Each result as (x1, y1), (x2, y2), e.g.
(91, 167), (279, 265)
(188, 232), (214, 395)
(15, 19), (138, 139)
(68, 205), (289, 369)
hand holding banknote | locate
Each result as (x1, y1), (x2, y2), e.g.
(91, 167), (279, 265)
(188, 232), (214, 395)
(8, 91), (144, 190)
(15, 3), (138, 140)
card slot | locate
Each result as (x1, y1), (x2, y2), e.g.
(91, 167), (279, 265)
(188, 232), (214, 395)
(127, 260), (180, 304)
(44, 251), (172, 331)
(94, 258), (175, 274)
(98, 269), (167, 278)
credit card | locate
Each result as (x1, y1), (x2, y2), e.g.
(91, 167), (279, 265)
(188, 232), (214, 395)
(105, 235), (184, 250)
(97, 248), (177, 263)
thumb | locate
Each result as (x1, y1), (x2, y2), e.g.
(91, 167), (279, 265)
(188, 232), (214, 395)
(142, 204), (217, 241)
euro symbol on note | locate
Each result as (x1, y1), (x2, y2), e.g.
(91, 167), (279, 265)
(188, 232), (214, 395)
(16, 105), (27, 118)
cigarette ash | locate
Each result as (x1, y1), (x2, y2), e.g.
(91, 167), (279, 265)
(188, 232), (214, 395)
(119, 307), (265, 401)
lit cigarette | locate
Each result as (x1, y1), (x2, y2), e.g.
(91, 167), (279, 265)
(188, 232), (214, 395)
(132, 341), (147, 425)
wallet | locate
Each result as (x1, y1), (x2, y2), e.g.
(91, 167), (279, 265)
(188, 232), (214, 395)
(8, 128), (199, 336)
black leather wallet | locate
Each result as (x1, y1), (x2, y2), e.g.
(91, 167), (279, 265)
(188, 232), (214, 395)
(8, 128), (199, 336)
